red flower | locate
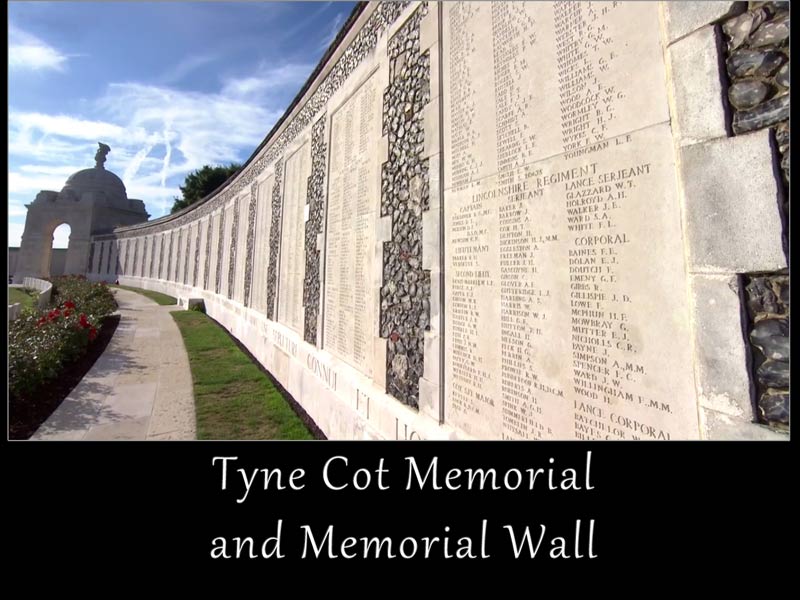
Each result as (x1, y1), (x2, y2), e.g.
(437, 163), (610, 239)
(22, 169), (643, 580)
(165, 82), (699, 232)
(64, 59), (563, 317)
(36, 317), (46, 327)
(79, 313), (90, 328)
(88, 327), (98, 341)
(48, 309), (61, 321)
(64, 300), (76, 310)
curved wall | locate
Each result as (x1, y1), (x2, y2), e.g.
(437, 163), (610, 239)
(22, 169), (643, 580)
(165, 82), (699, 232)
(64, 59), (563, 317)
(86, 2), (789, 441)
(104, 2), (445, 440)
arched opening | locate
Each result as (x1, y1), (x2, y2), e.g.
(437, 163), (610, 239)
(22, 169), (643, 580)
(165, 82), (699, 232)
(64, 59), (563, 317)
(50, 223), (71, 277)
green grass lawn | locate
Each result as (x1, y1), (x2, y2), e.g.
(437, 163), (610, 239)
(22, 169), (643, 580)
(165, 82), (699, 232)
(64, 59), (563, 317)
(171, 310), (314, 440)
(8, 287), (38, 310)
(111, 284), (177, 305)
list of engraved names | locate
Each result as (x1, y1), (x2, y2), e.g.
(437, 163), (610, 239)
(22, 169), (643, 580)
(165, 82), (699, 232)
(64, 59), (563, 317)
(278, 142), (311, 333)
(443, 1), (699, 440)
(323, 71), (381, 376)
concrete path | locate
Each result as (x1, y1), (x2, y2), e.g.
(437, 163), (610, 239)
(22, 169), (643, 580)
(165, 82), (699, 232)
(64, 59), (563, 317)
(32, 288), (196, 441)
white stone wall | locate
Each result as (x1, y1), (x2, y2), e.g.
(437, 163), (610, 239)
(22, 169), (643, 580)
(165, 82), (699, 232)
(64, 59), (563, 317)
(109, 2), (787, 441)
(253, 173), (275, 313)
(221, 205), (234, 298)
(234, 195), (248, 304)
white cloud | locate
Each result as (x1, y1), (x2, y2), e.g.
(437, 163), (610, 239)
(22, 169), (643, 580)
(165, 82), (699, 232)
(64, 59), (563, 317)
(8, 202), (28, 218)
(18, 164), (81, 176)
(124, 180), (181, 209)
(9, 223), (26, 248)
(52, 224), (71, 249)
(8, 128), (94, 164)
(9, 112), (139, 143)
(121, 135), (162, 184)
(318, 12), (346, 53)
(160, 117), (174, 188)
(8, 60), (313, 221)
(9, 25), (70, 72)
(221, 76), (272, 98)
(159, 53), (218, 85)
(221, 63), (312, 99)
(276, 1), (334, 44)
(8, 170), (77, 194)
(98, 80), (286, 177)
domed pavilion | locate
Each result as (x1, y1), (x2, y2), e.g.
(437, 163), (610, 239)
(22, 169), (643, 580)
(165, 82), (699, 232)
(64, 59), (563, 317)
(13, 143), (149, 282)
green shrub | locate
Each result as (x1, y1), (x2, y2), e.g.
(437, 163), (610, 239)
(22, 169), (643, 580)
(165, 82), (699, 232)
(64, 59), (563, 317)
(49, 275), (117, 318)
(9, 276), (117, 399)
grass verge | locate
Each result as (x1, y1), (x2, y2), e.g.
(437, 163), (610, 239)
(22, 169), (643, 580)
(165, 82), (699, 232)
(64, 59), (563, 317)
(9, 287), (37, 310)
(171, 310), (315, 440)
(111, 284), (177, 305)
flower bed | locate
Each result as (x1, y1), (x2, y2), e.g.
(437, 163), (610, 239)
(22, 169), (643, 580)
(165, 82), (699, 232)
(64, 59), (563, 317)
(9, 275), (117, 403)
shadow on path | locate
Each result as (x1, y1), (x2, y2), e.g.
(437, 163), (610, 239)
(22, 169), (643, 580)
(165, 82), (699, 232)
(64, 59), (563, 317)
(30, 288), (196, 441)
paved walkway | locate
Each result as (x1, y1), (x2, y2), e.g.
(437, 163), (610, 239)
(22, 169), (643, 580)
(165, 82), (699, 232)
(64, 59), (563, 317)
(32, 288), (196, 441)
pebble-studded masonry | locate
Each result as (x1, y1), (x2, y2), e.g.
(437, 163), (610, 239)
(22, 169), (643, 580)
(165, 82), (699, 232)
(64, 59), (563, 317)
(722, 1), (789, 429)
(380, 3), (432, 409)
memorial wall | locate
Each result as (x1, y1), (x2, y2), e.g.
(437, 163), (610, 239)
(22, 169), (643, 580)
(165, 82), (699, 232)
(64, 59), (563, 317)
(95, 1), (789, 441)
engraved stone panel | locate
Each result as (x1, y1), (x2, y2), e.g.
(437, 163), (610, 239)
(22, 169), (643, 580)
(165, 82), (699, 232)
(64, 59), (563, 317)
(176, 229), (184, 283)
(139, 239), (144, 277)
(126, 239), (133, 276)
(131, 238), (139, 277)
(165, 231), (174, 281)
(278, 142), (312, 332)
(141, 237), (149, 278)
(163, 233), (170, 280)
(151, 236), (157, 277)
(443, 1), (699, 440)
(158, 235), (163, 278)
(173, 229), (181, 281)
(444, 1), (671, 191)
(98, 241), (105, 275)
(141, 238), (147, 278)
(252, 175), (275, 313)
(215, 210), (226, 294)
(87, 242), (95, 273)
(184, 226), (192, 285)
(233, 195), (248, 304)
(121, 241), (127, 276)
(107, 240), (115, 275)
(244, 184), (259, 306)
(138, 238), (145, 277)
(193, 222), (202, 286)
(221, 204), (234, 298)
(203, 216), (214, 290)
(123, 240), (131, 275)
(140, 238), (146, 277)
(161, 233), (168, 279)
(323, 69), (382, 376)
(148, 236), (155, 278)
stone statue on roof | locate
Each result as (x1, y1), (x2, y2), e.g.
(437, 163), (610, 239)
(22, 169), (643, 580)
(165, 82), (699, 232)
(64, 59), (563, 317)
(95, 142), (111, 169)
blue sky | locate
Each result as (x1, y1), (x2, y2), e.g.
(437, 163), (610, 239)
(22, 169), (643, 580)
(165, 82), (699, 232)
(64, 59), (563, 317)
(9, 1), (355, 247)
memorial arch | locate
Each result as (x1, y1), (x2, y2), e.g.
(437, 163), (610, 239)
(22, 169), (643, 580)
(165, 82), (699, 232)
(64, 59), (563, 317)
(13, 143), (149, 283)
